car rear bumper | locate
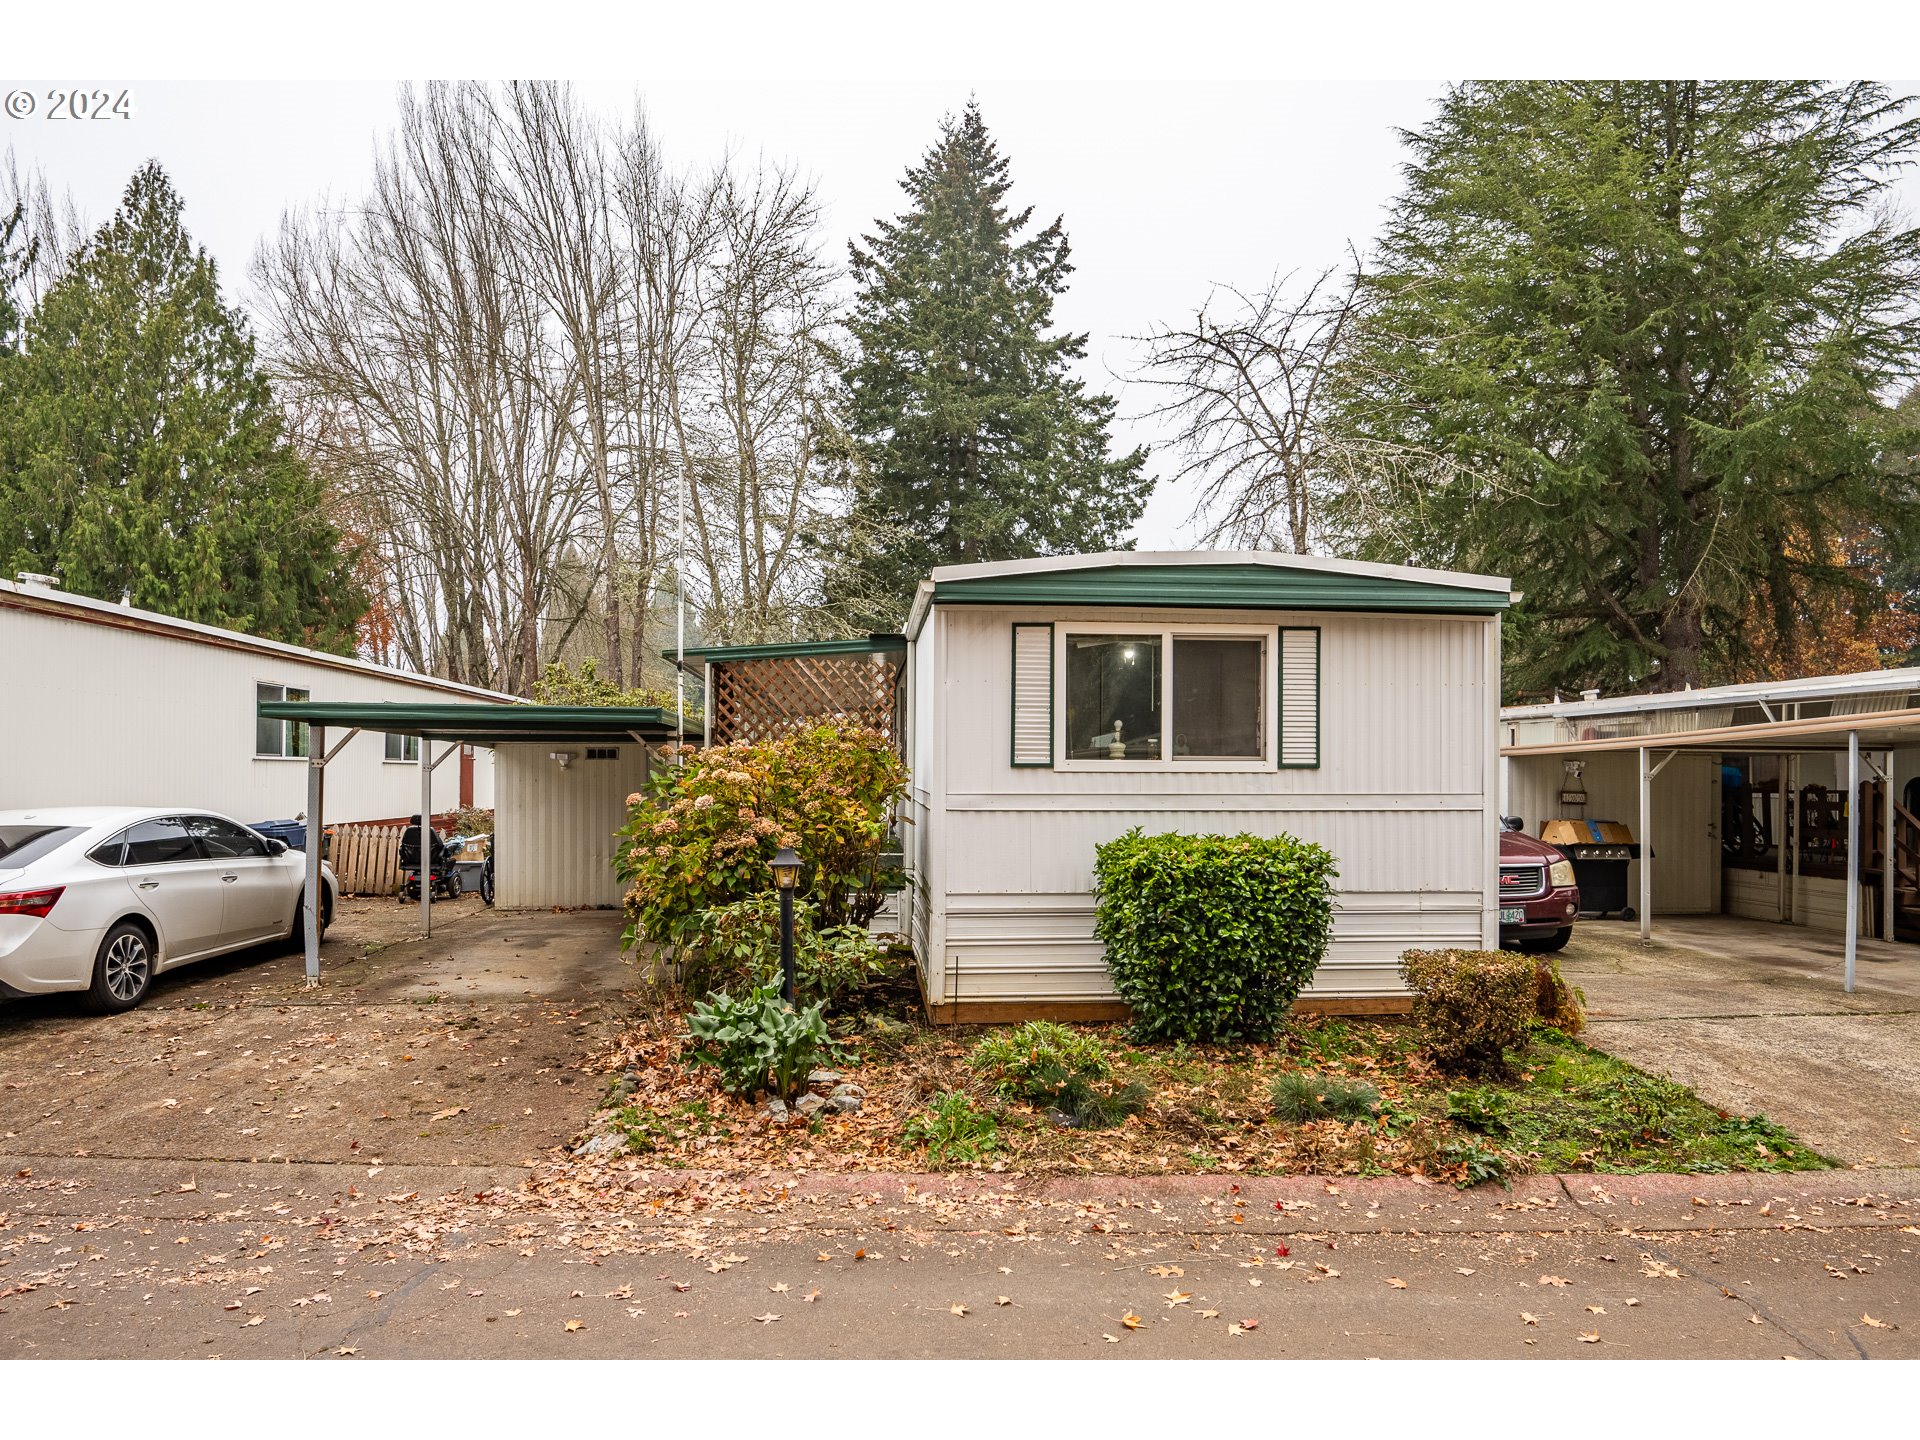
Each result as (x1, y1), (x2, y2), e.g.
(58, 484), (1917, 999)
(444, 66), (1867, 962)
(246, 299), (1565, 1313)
(0, 915), (96, 993)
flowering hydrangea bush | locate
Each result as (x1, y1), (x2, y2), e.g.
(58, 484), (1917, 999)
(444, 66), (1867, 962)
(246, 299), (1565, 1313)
(615, 724), (908, 950)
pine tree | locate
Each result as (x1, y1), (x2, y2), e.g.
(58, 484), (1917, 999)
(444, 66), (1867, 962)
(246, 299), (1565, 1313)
(1331, 82), (1920, 695)
(0, 162), (363, 649)
(831, 103), (1149, 628)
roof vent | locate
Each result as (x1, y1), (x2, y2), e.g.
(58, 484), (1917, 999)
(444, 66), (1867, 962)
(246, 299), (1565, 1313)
(1580, 687), (1601, 703)
(15, 571), (59, 591)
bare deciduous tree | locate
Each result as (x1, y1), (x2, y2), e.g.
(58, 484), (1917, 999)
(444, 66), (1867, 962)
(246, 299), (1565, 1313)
(1133, 262), (1363, 554)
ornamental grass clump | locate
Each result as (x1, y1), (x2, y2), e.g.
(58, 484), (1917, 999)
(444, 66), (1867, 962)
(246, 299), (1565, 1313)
(1399, 948), (1536, 1079)
(1093, 827), (1337, 1044)
(1269, 1071), (1381, 1124)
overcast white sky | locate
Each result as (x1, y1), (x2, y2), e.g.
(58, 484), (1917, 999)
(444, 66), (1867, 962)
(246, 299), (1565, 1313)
(6, 7), (1918, 549)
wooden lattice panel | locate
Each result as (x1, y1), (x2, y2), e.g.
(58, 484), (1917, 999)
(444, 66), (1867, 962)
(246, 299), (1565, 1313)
(709, 652), (904, 749)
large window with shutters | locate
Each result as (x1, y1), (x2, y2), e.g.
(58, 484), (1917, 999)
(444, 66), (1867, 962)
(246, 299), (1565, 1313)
(1010, 622), (1321, 771)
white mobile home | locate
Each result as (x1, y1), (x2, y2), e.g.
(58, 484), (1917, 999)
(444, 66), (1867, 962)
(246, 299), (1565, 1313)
(903, 552), (1512, 1020)
(0, 575), (502, 823)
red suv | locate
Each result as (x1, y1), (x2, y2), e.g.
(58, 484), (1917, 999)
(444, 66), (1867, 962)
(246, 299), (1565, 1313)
(1498, 826), (1580, 951)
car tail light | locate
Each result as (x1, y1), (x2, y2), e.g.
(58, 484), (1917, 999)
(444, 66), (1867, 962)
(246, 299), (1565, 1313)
(0, 886), (64, 918)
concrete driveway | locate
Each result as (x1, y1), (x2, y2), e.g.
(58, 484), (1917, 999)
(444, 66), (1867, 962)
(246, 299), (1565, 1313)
(1561, 917), (1920, 1167)
(0, 897), (635, 1170)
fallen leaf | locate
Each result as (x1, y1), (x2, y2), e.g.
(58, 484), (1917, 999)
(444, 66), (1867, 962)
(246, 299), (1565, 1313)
(1624, 1298), (1640, 1307)
(1198, 1308), (1221, 1319)
(1538, 1274), (1570, 1287)
(1226, 1324), (1246, 1337)
(1103, 1334), (1121, 1344)
(176, 1180), (197, 1193)
(995, 1296), (1011, 1307)
(769, 1283), (789, 1294)
(1163, 1290), (1192, 1307)
(1386, 1277), (1408, 1289)
(1520, 1312), (1541, 1326)
(1248, 1277), (1262, 1287)
(1578, 1331), (1600, 1344)
(1239, 1318), (1260, 1331)
(816, 1253), (831, 1263)
(1861, 1314), (1895, 1330)
(753, 1312), (780, 1324)
(671, 1282), (691, 1293)
(804, 1289), (821, 1303)
(504, 1308), (522, 1317)
(334, 1346), (358, 1356)
(1121, 1312), (1144, 1330)
(950, 1303), (969, 1317)
(243, 1315), (264, 1327)
(564, 1319), (585, 1333)
(428, 1105), (466, 1122)
(1455, 1267), (1476, 1276)
(1749, 1315), (1765, 1324)
(1586, 1305), (1606, 1315)
(1148, 1264), (1184, 1278)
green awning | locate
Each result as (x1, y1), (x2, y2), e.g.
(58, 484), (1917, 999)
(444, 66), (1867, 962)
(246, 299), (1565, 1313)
(663, 634), (907, 671)
(257, 700), (701, 747)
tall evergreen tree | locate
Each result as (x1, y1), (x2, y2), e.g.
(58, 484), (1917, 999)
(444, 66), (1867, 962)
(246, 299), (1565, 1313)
(0, 162), (362, 649)
(831, 103), (1149, 627)
(1331, 82), (1920, 695)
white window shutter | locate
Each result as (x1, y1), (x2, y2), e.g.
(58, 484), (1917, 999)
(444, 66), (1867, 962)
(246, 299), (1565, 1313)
(1011, 624), (1053, 767)
(1279, 628), (1320, 767)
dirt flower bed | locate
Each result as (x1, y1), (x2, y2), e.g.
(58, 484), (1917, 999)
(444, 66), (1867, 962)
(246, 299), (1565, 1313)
(573, 1001), (1831, 1186)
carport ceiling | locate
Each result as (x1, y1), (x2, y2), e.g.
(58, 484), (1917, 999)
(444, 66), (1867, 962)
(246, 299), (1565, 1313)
(1501, 706), (1920, 758)
(256, 700), (701, 746)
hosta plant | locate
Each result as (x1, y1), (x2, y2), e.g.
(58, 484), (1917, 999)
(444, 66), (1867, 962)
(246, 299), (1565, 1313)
(685, 985), (831, 1101)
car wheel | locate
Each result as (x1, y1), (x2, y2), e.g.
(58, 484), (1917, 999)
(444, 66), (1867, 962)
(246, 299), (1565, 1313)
(85, 921), (154, 1013)
(1533, 926), (1572, 953)
(289, 889), (333, 948)
(479, 866), (494, 906)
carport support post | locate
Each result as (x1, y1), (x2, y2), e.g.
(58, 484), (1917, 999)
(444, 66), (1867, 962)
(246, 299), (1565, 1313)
(1884, 750), (1897, 943)
(304, 724), (325, 986)
(1846, 730), (1860, 994)
(1638, 745), (1652, 942)
(419, 734), (432, 940)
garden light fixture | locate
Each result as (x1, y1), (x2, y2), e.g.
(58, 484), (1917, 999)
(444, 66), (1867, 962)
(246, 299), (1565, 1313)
(771, 845), (801, 1003)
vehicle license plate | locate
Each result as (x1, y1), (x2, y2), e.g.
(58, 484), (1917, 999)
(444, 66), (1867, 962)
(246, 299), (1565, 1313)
(1498, 906), (1525, 925)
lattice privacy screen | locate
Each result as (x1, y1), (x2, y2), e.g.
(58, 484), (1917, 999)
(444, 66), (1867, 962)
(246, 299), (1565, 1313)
(708, 652), (906, 751)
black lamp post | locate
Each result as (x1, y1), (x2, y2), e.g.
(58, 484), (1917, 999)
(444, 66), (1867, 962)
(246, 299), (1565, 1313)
(771, 845), (802, 1004)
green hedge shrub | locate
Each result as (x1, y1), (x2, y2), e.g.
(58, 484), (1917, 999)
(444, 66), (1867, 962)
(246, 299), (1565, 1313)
(679, 892), (888, 1012)
(1399, 948), (1536, 1078)
(1093, 827), (1338, 1044)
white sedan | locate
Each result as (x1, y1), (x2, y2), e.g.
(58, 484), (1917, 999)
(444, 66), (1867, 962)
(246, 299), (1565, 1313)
(0, 806), (338, 1013)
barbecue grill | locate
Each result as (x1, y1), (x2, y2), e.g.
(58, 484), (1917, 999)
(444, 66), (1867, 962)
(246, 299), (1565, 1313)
(1540, 818), (1641, 919)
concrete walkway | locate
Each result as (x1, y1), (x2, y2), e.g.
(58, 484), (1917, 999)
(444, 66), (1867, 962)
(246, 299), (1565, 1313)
(1563, 918), (1920, 1167)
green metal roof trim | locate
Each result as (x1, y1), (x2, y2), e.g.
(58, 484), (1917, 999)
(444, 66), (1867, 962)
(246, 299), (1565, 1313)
(930, 563), (1510, 613)
(257, 700), (701, 746)
(663, 634), (908, 666)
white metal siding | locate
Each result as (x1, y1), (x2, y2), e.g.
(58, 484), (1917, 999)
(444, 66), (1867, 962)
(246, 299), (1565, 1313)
(494, 743), (647, 908)
(0, 603), (494, 822)
(920, 605), (1498, 1003)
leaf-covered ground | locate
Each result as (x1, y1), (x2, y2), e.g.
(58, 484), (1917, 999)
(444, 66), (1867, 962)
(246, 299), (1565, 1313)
(579, 994), (1831, 1185)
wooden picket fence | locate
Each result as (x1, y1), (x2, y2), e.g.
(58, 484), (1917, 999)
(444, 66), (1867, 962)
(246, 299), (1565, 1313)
(327, 822), (407, 897)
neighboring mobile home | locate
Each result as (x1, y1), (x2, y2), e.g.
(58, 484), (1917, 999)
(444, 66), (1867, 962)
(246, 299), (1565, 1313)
(902, 551), (1513, 1020)
(0, 574), (503, 823)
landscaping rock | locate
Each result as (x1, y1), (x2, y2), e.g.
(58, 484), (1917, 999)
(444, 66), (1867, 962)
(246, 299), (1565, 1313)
(794, 1093), (827, 1118)
(763, 1097), (790, 1125)
(806, 1069), (843, 1088)
(573, 1131), (628, 1158)
(827, 1094), (862, 1114)
(829, 1082), (865, 1101)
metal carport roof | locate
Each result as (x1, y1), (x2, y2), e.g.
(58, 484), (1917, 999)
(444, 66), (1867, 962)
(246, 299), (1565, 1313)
(257, 699), (700, 746)
(256, 700), (697, 988)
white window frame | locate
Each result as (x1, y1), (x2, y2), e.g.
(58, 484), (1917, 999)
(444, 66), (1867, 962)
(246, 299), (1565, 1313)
(384, 732), (422, 764)
(254, 682), (311, 761)
(1053, 622), (1277, 773)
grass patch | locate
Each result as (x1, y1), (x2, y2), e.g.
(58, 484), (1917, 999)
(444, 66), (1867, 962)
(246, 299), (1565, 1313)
(1444, 1029), (1829, 1175)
